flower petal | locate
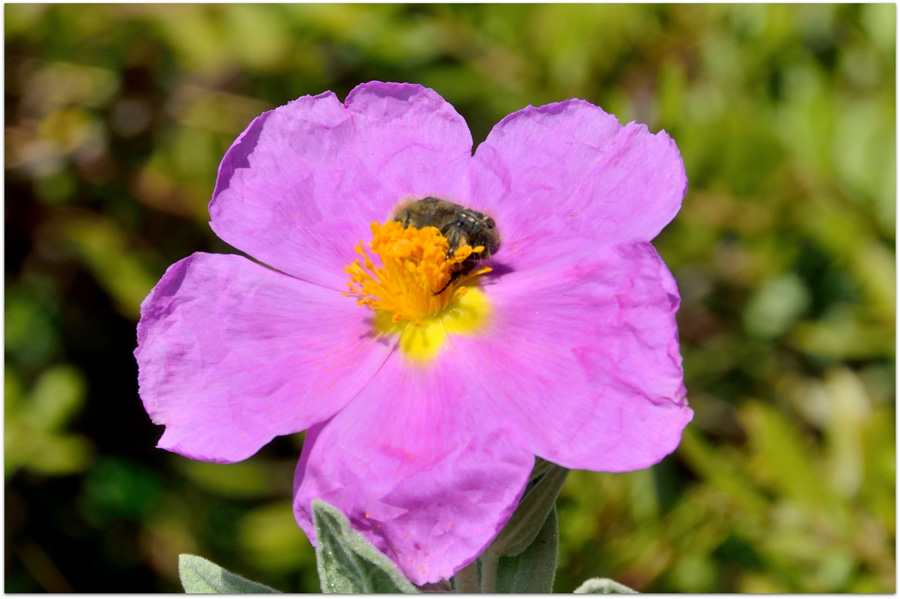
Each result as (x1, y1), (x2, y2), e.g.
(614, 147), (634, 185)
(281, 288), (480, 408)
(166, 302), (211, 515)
(292, 356), (533, 585)
(209, 82), (473, 289)
(135, 252), (392, 463)
(453, 240), (691, 472)
(468, 99), (686, 256)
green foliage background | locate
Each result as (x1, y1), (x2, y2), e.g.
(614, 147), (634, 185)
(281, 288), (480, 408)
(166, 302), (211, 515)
(5, 4), (895, 593)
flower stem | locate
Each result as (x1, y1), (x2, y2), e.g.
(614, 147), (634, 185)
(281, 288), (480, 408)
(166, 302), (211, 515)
(453, 561), (479, 593)
(479, 552), (499, 593)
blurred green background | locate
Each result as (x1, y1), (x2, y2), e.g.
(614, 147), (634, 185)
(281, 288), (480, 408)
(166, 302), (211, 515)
(4, 3), (895, 593)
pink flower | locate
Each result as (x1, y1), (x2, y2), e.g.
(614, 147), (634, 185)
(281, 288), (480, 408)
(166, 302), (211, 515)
(135, 81), (692, 585)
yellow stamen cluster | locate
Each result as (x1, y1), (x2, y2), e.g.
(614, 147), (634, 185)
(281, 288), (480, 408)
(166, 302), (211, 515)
(345, 221), (491, 323)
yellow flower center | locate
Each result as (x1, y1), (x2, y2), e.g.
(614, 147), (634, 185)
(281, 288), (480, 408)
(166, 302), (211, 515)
(344, 221), (492, 363)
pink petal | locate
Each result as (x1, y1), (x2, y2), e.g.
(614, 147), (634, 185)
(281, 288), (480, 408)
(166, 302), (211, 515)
(292, 356), (534, 585)
(209, 82), (473, 289)
(135, 252), (392, 463)
(452, 239), (691, 472)
(467, 99), (686, 258)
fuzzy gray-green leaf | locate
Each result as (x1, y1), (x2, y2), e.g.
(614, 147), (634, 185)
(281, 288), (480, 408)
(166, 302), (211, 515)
(574, 578), (638, 593)
(312, 499), (418, 593)
(178, 554), (279, 593)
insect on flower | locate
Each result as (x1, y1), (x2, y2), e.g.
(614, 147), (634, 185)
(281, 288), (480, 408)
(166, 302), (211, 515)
(392, 197), (501, 294)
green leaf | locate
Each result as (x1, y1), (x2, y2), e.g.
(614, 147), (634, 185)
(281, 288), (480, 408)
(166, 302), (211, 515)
(494, 505), (559, 593)
(529, 456), (557, 481)
(489, 461), (569, 557)
(312, 499), (418, 593)
(178, 554), (279, 593)
(574, 578), (638, 593)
